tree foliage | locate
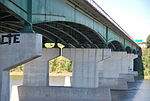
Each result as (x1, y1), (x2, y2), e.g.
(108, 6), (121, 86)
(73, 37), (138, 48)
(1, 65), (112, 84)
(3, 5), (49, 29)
(146, 34), (150, 48)
(49, 56), (72, 73)
(10, 56), (72, 74)
(10, 65), (24, 72)
(142, 47), (150, 77)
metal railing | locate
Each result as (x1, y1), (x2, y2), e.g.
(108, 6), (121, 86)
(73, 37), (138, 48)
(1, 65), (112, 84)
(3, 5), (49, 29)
(86, 0), (135, 41)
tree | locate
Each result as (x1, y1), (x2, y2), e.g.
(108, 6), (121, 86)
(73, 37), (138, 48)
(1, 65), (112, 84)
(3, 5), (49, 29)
(142, 47), (150, 78)
(146, 34), (150, 48)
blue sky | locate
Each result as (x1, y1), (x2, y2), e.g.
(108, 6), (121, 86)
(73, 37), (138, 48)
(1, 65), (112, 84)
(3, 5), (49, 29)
(94, 0), (150, 42)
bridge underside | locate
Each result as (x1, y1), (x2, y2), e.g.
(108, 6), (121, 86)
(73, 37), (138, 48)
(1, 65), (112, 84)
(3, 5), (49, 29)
(108, 40), (125, 51)
(34, 21), (105, 48)
(0, 3), (105, 48)
(0, 3), (25, 33)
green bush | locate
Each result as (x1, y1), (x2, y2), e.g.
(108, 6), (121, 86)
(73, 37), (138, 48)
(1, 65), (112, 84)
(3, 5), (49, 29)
(50, 56), (72, 73)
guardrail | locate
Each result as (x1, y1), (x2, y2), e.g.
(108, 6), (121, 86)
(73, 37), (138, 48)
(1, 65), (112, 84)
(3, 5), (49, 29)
(86, 0), (135, 41)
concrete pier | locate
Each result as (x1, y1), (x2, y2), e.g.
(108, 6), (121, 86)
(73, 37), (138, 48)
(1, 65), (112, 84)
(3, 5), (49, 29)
(119, 53), (138, 82)
(19, 48), (112, 101)
(0, 33), (42, 101)
(63, 48), (111, 88)
(0, 70), (10, 101)
(18, 86), (111, 101)
(23, 48), (60, 86)
(99, 52), (128, 90)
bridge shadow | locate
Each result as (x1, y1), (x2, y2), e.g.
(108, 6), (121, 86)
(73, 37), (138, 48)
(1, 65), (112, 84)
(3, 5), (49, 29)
(111, 79), (146, 101)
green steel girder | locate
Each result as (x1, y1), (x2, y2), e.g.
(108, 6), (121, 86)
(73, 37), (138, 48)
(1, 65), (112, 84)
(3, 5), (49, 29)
(44, 23), (81, 46)
(65, 22), (105, 48)
(125, 46), (132, 53)
(0, 30), (6, 33)
(52, 22), (97, 48)
(108, 40), (125, 51)
(0, 21), (24, 29)
(0, 22), (23, 32)
(0, 14), (12, 20)
(0, 0), (28, 22)
(53, 22), (98, 48)
(33, 25), (71, 47)
(0, 0), (139, 50)
(0, 25), (19, 32)
(36, 24), (81, 48)
(43, 35), (54, 43)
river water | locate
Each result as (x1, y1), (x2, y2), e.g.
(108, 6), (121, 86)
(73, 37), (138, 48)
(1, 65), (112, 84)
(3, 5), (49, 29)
(10, 75), (150, 101)
(112, 80), (150, 101)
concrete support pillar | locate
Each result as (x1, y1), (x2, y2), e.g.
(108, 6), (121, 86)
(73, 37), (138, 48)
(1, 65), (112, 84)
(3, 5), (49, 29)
(0, 70), (10, 101)
(0, 33), (42, 70)
(63, 48), (111, 88)
(23, 48), (60, 86)
(103, 52), (127, 78)
(126, 54), (138, 73)
(99, 52), (128, 90)
(19, 48), (112, 101)
(0, 33), (42, 101)
(119, 53), (138, 82)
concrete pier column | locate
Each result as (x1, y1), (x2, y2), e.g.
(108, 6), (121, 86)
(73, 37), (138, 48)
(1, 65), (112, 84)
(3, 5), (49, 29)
(103, 52), (127, 78)
(64, 76), (71, 87)
(63, 48), (111, 88)
(23, 48), (60, 86)
(0, 70), (10, 101)
(0, 33), (42, 101)
(127, 54), (138, 73)
(99, 52), (128, 90)
(19, 48), (112, 101)
(119, 53), (138, 82)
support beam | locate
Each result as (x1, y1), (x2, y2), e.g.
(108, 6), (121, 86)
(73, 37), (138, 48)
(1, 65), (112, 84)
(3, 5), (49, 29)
(44, 24), (81, 47)
(33, 25), (68, 46)
(55, 22), (97, 47)
(0, 22), (24, 29)
(0, 14), (11, 20)
(0, 25), (19, 32)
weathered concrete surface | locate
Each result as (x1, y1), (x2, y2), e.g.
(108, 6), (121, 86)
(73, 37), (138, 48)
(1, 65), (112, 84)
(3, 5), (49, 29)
(119, 73), (135, 82)
(18, 86), (111, 101)
(23, 48), (60, 86)
(0, 33), (42, 101)
(98, 52), (128, 90)
(63, 48), (111, 88)
(102, 52), (127, 78)
(118, 53), (138, 83)
(99, 77), (128, 90)
(0, 70), (9, 101)
(21, 48), (112, 101)
(0, 33), (42, 70)
(125, 54), (138, 74)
